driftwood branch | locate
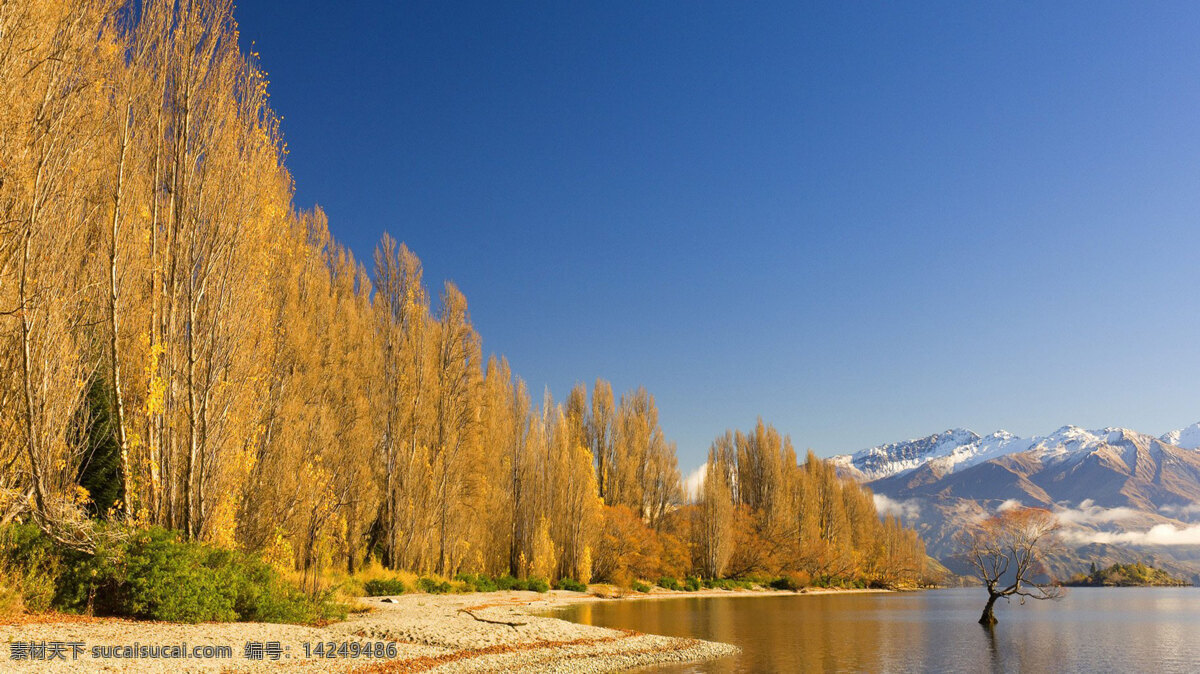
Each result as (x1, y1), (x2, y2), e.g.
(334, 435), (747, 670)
(457, 608), (527, 629)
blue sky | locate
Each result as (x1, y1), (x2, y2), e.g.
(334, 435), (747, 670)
(235, 1), (1200, 471)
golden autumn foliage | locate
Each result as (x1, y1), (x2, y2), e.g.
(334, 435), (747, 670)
(0, 0), (927, 591)
(689, 421), (927, 586)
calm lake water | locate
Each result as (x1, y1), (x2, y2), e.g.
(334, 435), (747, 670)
(553, 587), (1200, 673)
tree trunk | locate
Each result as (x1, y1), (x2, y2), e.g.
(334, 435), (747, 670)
(979, 592), (999, 626)
(108, 104), (132, 519)
(509, 438), (521, 577)
(184, 294), (198, 538)
(18, 224), (49, 517)
(346, 505), (358, 574)
(146, 86), (165, 520)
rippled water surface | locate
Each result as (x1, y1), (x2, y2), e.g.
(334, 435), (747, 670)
(553, 587), (1200, 672)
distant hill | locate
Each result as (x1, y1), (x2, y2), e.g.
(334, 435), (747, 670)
(832, 422), (1200, 583)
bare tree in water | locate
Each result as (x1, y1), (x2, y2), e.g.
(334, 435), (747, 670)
(960, 507), (1063, 625)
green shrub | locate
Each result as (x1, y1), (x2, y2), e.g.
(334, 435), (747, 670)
(684, 576), (701, 592)
(632, 580), (651, 593)
(657, 577), (681, 591)
(107, 528), (237, 622)
(417, 577), (452, 594)
(363, 578), (408, 596)
(554, 577), (586, 592)
(703, 578), (753, 591)
(553, 577), (587, 592)
(0, 524), (341, 624)
(491, 575), (549, 592)
(0, 524), (62, 612)
(454, 573), (498, 593)
(220, 552), (342, 624)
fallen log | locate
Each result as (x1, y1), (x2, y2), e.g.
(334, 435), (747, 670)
(457, 608), (528, 629)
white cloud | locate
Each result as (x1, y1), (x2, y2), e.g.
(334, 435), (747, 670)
(681, 464), (707, 501)
(873, 494), (921, 520)
(1060, 523), (1200, 546)
(997, 499), (1023, 512)
(1159, 503), (1200, 518)
(1054, 499), (1140, 526)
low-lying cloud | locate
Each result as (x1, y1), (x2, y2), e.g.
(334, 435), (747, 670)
(873, 494), (921, 520)
(1052, 499), (1200, 546)
(1159, 503), (1200, 518)
(1054, 499), (1140, 526)
(1060, 523), (1200, 546)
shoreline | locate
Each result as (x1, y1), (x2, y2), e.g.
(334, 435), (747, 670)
(558, 585), (892, 602)
(0, 587), (889, 672)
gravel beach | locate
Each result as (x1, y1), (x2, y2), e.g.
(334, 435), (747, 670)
(0, 589), (752, 673)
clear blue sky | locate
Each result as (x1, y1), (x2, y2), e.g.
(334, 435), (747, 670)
(236, 1), (1200, 472)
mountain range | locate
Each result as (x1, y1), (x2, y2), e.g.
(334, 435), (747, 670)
(833, 422), (1200, 582)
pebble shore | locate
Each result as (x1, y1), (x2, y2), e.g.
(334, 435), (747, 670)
(0, 590), (748, 673)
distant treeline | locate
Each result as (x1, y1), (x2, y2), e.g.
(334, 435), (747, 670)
(0, 0), (927, 589)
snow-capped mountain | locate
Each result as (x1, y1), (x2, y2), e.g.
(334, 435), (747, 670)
(830, 428), (977, 481)
(1162, 422), (1200, 450)
(831, 428), (1021, 481)
(840, 421), (1200, 582)
(833, 423), (1200, 482)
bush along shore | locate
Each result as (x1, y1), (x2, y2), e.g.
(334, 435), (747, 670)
(1, 524), (343, 624)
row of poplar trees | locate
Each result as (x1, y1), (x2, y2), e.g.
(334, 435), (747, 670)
(698, 422), (927, 587)
(0, 0), (926, 587)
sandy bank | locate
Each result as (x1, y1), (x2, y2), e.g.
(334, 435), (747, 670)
(0, 587), (884, 672)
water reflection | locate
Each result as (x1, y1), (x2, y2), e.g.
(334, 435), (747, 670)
(552, 588), (1200, 673)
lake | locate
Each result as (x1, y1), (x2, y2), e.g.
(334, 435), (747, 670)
(553, 588), (1200, 672)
